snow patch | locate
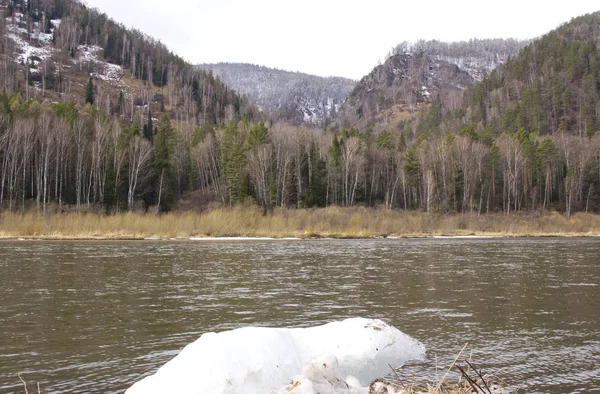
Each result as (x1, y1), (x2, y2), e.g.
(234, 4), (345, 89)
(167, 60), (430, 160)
(6, 13), (55, 45)
(6, 33), (52, 67)
(4, 11), (59, 71)
(434, 55), (502, 82)
(126, 318), (425, 394)
(75, 45), (124, 84)
(303, 108), (317, 124)
(78, 45), (103, 62)
(95, 62), (124, 82)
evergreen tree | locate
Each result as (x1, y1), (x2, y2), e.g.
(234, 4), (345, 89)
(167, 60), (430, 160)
(306, 155), (327, 208)
(85, 78), (94, 105)
(191, 78), (199, 101)
(220, 120), (248, 204)
(246, 121), (268, 148)
(45, 16), (52, 34)
(192, 124), (215, 146)
(117, 90), (124, 115)
(153, 115), (176, 211)
(404, 146), (421, 208)
(144, 110), (153, 141)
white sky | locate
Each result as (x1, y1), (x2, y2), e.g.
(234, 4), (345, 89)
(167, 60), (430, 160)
(84, 0), (599, 80)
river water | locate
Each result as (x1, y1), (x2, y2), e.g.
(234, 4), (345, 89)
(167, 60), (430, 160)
(0, 238), (599, 393)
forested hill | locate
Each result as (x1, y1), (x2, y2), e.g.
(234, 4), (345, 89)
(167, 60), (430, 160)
(0, 0), (264, 213)
(199, 63), (356, 126)
(461, 12), (600, 137)
(393, 12), (600, 215)
(0, 0), (256, 124)
(337, 38), (527, 127)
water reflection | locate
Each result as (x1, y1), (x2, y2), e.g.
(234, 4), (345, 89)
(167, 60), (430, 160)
(0, 238), (599, 393)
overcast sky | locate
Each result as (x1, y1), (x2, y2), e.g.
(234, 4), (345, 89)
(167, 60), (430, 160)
(84, 0), (599, 80)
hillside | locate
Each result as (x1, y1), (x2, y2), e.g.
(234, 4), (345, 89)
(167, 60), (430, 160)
(0, 0), (259, 213)
(337, 39), (527, 127)
(199, 63), (356, 126)
(383, 14), (600, 215)
(0, 0), (258, 124)
(460, 13), (600, 136)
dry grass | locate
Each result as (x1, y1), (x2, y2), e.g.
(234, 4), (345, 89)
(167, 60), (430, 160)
(0, 207), (599, 239)
(371, 344), (517, 394)
(377, 366), (515, 394)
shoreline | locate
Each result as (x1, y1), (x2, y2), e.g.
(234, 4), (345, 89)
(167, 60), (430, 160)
(1, 207), (600, 240)
(2, 233), (600, 241)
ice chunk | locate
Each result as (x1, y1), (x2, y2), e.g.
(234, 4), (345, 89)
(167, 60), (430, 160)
(275, 354), (359, 394)
(126, 317), (425, 394)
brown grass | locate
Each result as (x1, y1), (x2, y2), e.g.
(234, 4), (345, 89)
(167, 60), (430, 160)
(1, 207), (599, 239)
(371, 344), (518, 394)
(375, 103), (416, 125)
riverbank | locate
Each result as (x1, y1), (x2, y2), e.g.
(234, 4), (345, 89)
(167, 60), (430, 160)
(1, 207), (600, 240)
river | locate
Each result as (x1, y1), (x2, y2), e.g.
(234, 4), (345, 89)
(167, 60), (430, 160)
(1, 238), (599, 393)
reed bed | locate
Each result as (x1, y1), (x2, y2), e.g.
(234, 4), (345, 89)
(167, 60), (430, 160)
(0, 207), (599, 239)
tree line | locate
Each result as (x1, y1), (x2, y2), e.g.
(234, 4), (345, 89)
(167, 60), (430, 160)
(1, 92), (599, 215)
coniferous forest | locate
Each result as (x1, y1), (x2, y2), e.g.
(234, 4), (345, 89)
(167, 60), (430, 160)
(0, 0), (599, 219)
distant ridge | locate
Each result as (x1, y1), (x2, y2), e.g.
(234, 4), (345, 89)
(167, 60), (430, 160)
(199, 63), (356, 126)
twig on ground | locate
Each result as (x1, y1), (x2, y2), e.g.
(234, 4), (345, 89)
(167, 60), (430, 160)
(456, 363), (484, 393)
(388, 363), (407, 389)
(465, 359), (492, 393)
(432, 342), (469, 393)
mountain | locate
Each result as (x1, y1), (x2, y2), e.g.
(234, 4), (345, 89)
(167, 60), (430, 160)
(337, 38), (527, 127)
(199, 63), (356, 126)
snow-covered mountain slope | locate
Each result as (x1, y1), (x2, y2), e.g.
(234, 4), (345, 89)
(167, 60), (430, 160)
(4, 9), (124, 89)
(1, 1), (257, 128)
(199, 63), (356, 126)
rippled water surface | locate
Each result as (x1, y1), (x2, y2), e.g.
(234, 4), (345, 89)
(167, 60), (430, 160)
(1, 238), (599, 393)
